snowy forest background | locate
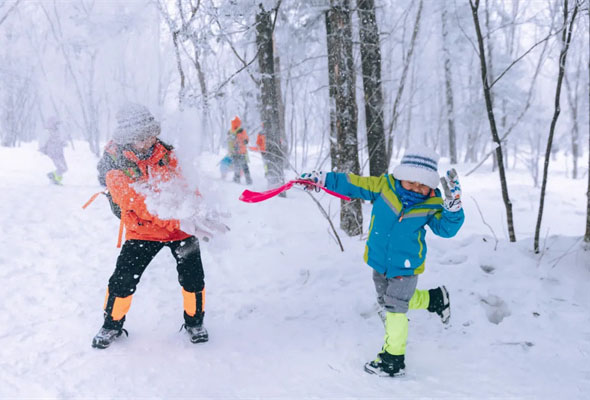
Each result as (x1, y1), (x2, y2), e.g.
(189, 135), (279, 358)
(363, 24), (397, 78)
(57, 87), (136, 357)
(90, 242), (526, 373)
(1, 0), (589, 245)
(1, 0), (590, 398)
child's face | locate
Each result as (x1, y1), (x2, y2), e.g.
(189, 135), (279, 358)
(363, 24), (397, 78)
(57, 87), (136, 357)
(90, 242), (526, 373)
(132, 135), (157, 153)
(400, 180), (431, 196)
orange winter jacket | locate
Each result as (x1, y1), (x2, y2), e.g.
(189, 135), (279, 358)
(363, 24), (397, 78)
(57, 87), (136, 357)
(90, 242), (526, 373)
(228, 127), (249, 155)
(105, 142), (191, 243)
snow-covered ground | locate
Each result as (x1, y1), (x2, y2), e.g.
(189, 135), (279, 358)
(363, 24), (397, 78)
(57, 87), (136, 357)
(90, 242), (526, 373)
(1, 141), (589, 399)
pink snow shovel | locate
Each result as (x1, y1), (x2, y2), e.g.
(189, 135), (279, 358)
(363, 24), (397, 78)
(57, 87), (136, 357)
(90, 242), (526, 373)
(239, 179), (351, 203)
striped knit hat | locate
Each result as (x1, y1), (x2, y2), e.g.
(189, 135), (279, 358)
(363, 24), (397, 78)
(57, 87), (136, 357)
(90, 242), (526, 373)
(392, 147), (440, 189)
(112, 103), (160, 145)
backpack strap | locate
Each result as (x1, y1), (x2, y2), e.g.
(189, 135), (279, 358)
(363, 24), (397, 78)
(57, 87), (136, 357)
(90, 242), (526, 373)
(82, 190), (107, 209)
(116, 215), (125, 248)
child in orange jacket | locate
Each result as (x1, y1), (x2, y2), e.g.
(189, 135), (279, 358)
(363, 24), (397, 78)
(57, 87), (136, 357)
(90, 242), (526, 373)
(92, 103), (226, 349)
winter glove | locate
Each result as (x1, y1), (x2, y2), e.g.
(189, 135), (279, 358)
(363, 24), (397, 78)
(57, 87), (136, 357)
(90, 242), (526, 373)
(180, 218), (213, 242)
(296, 170), (326, 192)
(180, 212), (230, 243)
(440, 168), (462, 212)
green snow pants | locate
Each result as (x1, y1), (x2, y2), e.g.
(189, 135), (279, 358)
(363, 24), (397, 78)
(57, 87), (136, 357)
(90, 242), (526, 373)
(372, 270), (431, 355)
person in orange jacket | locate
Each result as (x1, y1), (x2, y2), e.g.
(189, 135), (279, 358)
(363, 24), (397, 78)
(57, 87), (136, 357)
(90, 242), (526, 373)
(227, 116), (252, 184)
(92, 103), (226, 349)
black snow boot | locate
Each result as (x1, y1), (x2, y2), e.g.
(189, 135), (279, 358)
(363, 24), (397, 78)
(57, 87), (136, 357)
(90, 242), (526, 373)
(364, 351), (406, 377)
(182, 323), (209, 343)
(427, 286), (451, 324)
(92, 327), (128, 349)
(181, 311), (208, 343)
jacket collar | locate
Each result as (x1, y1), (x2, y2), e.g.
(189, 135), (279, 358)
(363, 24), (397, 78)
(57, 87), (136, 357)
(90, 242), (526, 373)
(123, 142), (166, 166)
(386, 174), (442, 210)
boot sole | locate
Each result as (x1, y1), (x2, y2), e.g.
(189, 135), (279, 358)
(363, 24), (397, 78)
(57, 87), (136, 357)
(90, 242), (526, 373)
(441, 286), (451, 324)
(190, 336), (209, 344)
(92, 338), (115, 349)
(364, 363), (405, 377)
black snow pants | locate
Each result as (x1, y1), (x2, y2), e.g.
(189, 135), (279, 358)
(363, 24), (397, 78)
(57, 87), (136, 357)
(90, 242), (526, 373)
(102, 236), (205, 330)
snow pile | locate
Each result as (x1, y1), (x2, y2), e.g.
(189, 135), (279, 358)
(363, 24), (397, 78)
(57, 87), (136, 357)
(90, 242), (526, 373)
(0, 142), (588, 398)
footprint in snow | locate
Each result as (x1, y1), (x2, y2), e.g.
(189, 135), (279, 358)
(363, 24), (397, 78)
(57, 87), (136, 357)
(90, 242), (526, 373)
(438, 254), (468, 265)
(480, 294), (511, 324)
(480, 264), (495, 274)
(235, 304), (257, 319)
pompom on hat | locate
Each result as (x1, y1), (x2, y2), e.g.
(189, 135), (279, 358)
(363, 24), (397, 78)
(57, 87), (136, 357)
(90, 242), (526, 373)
(112, 103), (160, 145)
(392, 147), (440, 189)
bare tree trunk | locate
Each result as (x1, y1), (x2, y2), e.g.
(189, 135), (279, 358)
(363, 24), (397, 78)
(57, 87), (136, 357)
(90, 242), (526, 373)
(564, 60), (581, 179)
(273, 44), (288, 162)
(441, 2), (457, 164)
(193, 52), (211, 151)
(325, 12), (339, 171)
(358, 0), (387, 176)
(326, 0), (362, 236)
(483, 0), (499, 173)
(256, 4), (285, 188)
(402, 61), (417, 155)
(41, 3), (100, 155)
(464, 55), (478, 163)
(470, 0), (516, 242)
(535, 0), (580, 253)
(172, 30), (186, 109)
(386, 0), (423, 168)
(586, 7), (590, 244)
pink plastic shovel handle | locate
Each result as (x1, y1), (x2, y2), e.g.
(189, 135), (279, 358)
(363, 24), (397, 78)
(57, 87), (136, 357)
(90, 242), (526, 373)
(239, 179), (351, 203)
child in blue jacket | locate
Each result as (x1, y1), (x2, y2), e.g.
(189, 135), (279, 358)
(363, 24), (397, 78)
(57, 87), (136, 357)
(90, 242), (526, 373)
(299, 147), (464, 377)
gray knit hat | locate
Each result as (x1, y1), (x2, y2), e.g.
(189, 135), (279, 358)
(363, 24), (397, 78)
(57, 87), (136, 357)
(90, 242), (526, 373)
(112, 103), (160, 145)
(392, 147), (440, 189)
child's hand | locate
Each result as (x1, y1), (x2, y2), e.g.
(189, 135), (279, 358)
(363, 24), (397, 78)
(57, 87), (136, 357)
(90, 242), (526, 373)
(440, 168), (462, 212)
(295, 170), (326, 192)
(180, 214), (230, 242)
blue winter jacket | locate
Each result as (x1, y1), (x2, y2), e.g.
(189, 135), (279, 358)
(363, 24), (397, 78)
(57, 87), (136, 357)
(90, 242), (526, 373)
(325, 172), (465, 277)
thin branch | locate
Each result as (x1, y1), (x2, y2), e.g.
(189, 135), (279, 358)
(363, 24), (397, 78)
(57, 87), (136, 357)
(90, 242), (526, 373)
(452, 0), (479, 55)
(0, 0), (21, 27)
(471, 196), (498, 250)
(549, 237), (584, 268)
(211, 0), (282, 95)
(304, 190), (345, 252)
(490, 29), (560, 88)
(213, 18), (259, 84)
